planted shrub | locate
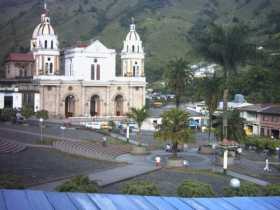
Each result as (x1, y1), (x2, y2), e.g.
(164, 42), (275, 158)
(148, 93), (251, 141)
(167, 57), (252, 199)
(0, 108), (16, 121)
(36, 110), (49, 120)
(244, 137), (280, 154)
(177, 180), (215, 197)
(21, 105), (34, 119)
(56, 176), (98, 193)
(122, 180), (160, 196)
(265, 184), (280, 196)
(223, 183), (263, 196)
(0, 175), (25, 189)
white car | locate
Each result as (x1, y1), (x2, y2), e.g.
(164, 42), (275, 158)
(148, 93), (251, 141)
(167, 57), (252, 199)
(85, 122), (101, 129)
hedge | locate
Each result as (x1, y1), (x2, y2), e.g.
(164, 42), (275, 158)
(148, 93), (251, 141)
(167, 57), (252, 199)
(244, 137), (280, 153)
(56, 176), (98, 193)
(223, 183), (263, 196)
(121, 180), (160, 196)
(177, 180), (215, 197)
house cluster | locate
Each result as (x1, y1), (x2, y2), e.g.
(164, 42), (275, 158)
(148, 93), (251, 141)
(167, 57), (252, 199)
(239, 104), (280, 139)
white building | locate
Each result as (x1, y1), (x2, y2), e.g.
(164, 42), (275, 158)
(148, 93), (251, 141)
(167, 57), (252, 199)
(0, 5), (146, 118)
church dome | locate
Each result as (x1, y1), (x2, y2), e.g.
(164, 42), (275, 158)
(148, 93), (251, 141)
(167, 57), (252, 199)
(32, 13), (55, 39)
(125, 24), (140, 42)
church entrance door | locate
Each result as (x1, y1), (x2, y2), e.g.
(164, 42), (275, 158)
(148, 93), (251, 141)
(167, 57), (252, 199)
(90, 95), (100, 116)
(115, 95), (124, 116)
(65, 95), (75, 118)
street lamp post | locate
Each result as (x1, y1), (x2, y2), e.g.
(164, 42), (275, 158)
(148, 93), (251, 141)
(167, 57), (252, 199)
(126, 123), (130, 143)
(276, 147), (280, 161)
(39, 118), (44, 142)
(223, 149), (228, 173)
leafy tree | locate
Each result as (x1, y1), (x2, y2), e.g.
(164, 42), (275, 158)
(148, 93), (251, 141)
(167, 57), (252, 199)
(201, 75), (222, 143)
(154, 108), (193, 158)
(177, 180), (215, 197)
(56, 176), (98, 193)
(191, 23), (253, 139)
(164, 58), (193, 108)
(127, 107), (149, 145)
(122, 180), (159, 196)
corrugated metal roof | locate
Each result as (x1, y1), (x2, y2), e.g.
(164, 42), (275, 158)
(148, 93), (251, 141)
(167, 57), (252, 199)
(0, 190), (279, 210)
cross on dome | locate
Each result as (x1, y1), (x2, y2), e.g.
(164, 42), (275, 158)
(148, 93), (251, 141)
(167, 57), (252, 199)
(130, 17), (136, 31)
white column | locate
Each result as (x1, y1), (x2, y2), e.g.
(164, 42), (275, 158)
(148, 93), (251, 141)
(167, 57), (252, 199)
(0, 94), (4, 109)
(13, 93), (22, 109)
(34, 93), (40, 112)
(223, 149), (228, 171)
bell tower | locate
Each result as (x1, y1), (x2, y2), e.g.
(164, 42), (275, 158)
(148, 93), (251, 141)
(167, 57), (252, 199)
(121, 18), (145, 77)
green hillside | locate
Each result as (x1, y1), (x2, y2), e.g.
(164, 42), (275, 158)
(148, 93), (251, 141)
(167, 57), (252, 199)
(0, 0), (279, 81)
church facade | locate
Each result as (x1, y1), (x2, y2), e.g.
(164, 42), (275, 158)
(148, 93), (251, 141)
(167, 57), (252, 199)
(0, 5), (146, 118)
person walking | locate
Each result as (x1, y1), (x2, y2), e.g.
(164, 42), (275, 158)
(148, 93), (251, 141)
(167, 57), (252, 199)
(102, 136), (107, 147)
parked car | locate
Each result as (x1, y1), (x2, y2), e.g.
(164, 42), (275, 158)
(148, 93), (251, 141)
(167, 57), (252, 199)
(85, 122), (101, 130)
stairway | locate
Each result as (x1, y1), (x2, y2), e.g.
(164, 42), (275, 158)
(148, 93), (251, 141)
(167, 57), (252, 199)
(0, 139), (27, 154)
(53, 140), (131, 161)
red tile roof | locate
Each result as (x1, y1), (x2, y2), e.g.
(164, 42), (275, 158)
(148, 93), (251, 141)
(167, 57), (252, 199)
(76, 43), (88, 48)
(6, 53), (34, 62)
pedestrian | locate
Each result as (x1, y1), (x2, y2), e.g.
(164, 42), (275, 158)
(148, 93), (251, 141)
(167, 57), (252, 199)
(155, 156), (161, 167)
(264, 158), (271, 172)
(165, 144), (171, 152)
(102, 136), (107, 147)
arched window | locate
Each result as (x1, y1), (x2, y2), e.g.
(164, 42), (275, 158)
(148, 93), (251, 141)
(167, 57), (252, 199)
(49, 63), (53, 74)
(51, 41), (54, 49)
(45, 63), (48, 74)
(133, 66), (136, 77)
(91, 64), (95, 80)
(44, 40), (47, 49)
(127, 45), (129, 52)
(137, 46), (139, 52)
(132, 45), (135, 52)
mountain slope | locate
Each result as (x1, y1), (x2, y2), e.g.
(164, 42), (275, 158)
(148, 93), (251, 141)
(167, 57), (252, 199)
(0, 0), (279, 81)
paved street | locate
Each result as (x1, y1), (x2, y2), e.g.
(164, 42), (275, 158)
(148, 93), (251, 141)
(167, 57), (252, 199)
(0, 122), (104, 144)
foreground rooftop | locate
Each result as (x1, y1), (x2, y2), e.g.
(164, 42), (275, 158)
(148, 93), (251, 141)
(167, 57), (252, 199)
(0, 190), (279, 210)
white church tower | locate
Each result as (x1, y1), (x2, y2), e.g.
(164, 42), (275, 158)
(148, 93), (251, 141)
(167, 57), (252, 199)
(121, 18), (145, 77)
(30, 2), (60, 76)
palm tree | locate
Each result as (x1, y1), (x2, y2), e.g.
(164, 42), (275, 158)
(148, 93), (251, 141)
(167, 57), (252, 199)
(213, 110), (245, 142)
(165, 58), (193, 108)
(201, 75), (222, 143)
(154, 108), (193, 158)
(191, 23), (253, 139)
(127, 107), (149, 145)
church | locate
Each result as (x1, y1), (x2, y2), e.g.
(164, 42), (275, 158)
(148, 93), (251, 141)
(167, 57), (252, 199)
(0, 5), (146, 118)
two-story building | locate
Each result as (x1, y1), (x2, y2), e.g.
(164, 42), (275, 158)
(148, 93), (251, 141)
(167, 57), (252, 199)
(239, 104), (280, 139)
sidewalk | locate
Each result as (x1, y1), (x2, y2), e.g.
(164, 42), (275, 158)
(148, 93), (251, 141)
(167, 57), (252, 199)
(30, 154), (159, 191)
(213, 167), (270, 186)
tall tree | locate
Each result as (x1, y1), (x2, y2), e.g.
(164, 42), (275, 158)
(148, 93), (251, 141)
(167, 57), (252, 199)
(213, 110), (245, 142)
(154, 108), (193, 158)
(127, 107), (149, 145)
(165, 58), (193, 108)
(201, 75), (221, 143)
(191, 23), (253, 139)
